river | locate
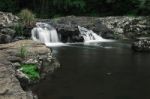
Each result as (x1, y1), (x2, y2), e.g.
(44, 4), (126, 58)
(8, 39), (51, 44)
(32, 41), (150, 99)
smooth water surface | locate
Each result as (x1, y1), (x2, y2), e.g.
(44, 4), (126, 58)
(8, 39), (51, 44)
(33, 41), (150, 99)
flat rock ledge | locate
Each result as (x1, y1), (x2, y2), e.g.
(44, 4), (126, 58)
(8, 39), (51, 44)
(0, 40), (58, 99)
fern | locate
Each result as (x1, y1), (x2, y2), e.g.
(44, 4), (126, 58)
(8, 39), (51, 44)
(21, 64), (40, 80)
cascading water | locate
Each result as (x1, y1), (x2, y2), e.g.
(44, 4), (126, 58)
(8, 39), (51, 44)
(78, 26), (111, 42)
(31, 22), (62, 46)
(31, 22), (112, 46)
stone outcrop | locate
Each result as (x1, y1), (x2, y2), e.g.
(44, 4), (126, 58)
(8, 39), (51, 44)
(0, 11), (19, 44)
(99, 16), (150, 39)
(0, 11), (19, 27)
(39, 16), (150, 42)
(0, 40), (60, 99)
(0, 12), (149, 43)
(0, 63), (32, 99)
(132, 37), (150, 52)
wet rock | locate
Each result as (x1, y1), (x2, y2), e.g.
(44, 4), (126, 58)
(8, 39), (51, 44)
(132, 37), (150, 52)
(39, 16), (112, 42)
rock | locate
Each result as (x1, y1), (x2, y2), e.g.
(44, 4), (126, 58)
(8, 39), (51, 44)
(132, 37), (150, 52)
(13, 36), (26, 41)
(0, 63), (33, 99)
(0, 40), (50, 55)
(1, 28), (15, 36)
(0, 11), (19, 28)
(99, 16), (150, 39)
(39, 16), (112, 42)
(0, 40), (60, 99)
(0, 11), (19, 44)
(7, 56), (22, 63)
(0, 33), (12, 44)
(38, 16), (150, 41)
(15, 69), (31, 90)
(12, 62), (21, 69)
(23, 58), (38, 64)
(0, 28), (15, 43)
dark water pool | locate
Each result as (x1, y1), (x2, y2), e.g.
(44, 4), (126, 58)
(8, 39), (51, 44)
(32, 41), (150, 99)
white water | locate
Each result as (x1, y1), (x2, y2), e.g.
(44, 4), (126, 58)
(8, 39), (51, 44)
(78, 26), (111, 43)
(31, 22), (113, 47)
(31, 22), (63, 46)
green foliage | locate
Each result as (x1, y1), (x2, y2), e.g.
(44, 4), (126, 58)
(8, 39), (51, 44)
(52, 0), (85, 10)
(0, 0), (150, 17)
(0, 0), (18, 12)
(18, 45), (28, 58)
(21, 64), (40, 80)
(18, 9), (35, 26)
(14, 23), (24, 36)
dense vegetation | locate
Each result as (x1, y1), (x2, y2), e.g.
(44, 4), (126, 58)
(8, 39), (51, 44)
(21, 64), (40, 80)
(0, 0), (149, 18)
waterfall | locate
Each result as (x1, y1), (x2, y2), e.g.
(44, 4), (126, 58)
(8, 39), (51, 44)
(32, 22), (62, 46)
(78, 26), (109, 42)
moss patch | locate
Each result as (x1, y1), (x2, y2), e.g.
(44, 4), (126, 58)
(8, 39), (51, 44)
(21, 64), (40, 80)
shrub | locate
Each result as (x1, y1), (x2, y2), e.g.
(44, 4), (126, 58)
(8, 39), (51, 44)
(14, 23), (24, 36)
(21, 64), (40, 80)
(18, 9), (35, 26)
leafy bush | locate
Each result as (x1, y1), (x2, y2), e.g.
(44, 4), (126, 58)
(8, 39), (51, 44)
(18, 9), (35, 26)
(21, 64), (40, 80)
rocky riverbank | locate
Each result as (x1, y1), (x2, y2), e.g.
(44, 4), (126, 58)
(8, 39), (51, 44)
(0, 40), (60, 99)
(0, 11), (19, 44)
(0, 11), (149, 99)
(40, 16), (150, 42)
(0, 11), (149, 43)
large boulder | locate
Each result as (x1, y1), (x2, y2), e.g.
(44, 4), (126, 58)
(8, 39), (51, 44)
(0, 28), (16, 44)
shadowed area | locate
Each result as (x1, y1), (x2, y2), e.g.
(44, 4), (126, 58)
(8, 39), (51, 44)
(32, 41), (150, 99)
